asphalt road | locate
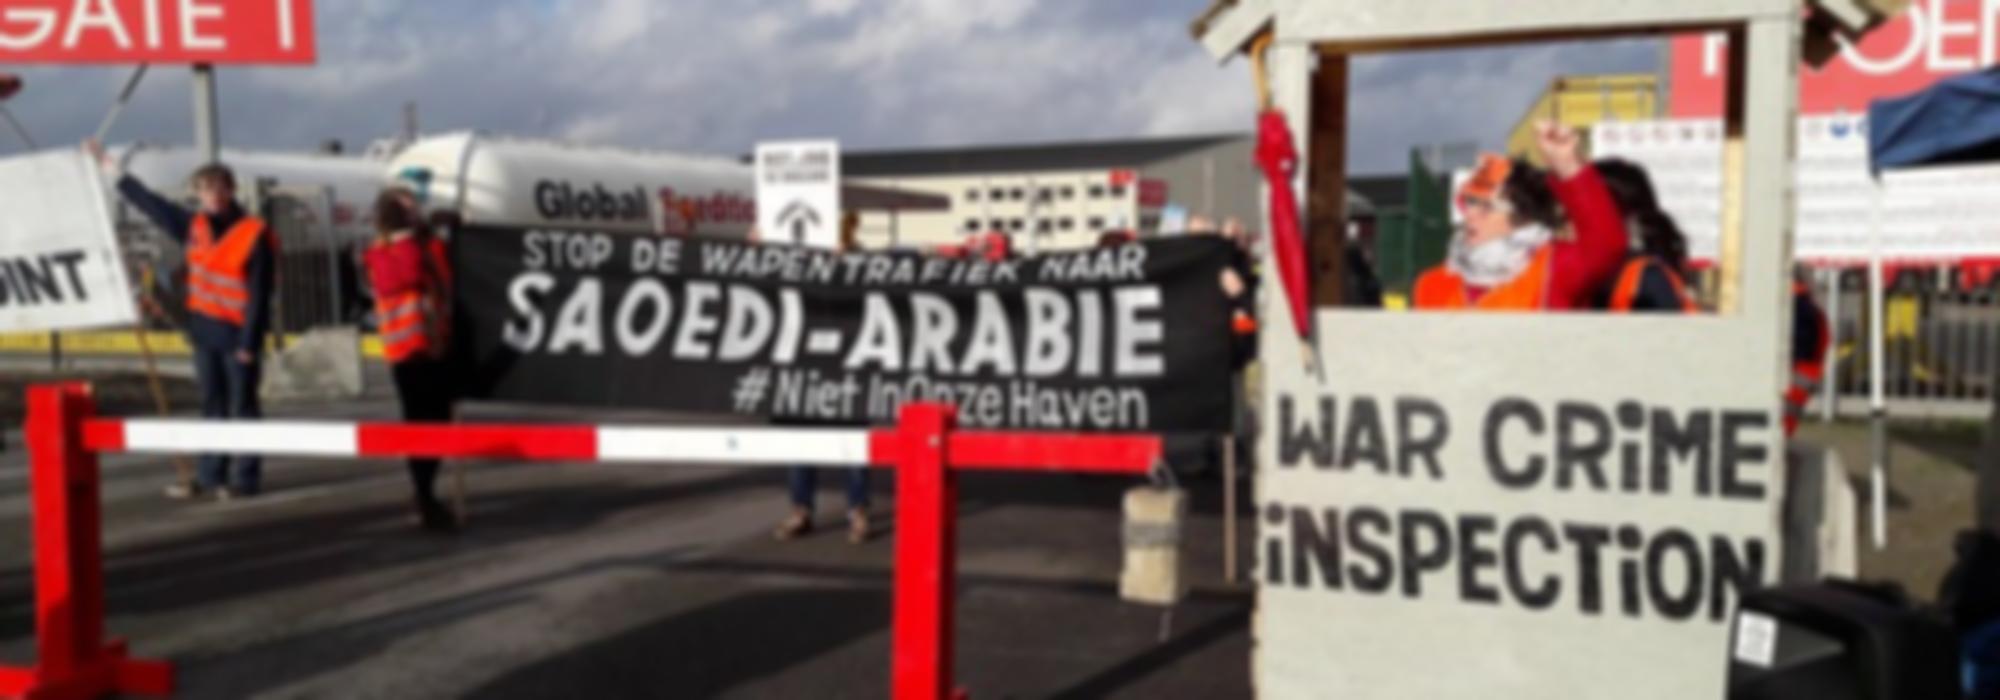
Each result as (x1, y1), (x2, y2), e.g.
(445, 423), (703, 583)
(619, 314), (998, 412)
(0, 396), (1254, 699)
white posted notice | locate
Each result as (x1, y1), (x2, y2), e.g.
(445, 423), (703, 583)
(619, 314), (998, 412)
(1594, 116), (2000, 264)
(0, 150), (135, 332)
(755, 140), (842, 250)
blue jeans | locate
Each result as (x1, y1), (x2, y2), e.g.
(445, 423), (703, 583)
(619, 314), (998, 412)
(787, 467), (869, 513)
(191, 342), (262, 493)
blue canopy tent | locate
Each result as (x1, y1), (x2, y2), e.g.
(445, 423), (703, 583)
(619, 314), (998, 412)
(1868, 67), (2000, 538)
(1870, 68), (2000, 697)
(1870, 67), (2000, 172)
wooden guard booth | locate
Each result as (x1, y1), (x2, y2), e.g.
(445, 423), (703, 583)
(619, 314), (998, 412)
(1194, 1), (1822, 698)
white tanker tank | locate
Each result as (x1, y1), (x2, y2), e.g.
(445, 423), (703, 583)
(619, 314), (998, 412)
(385, 132), (757, 238)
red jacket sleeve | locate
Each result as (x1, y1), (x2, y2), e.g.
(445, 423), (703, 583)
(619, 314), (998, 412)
(365, 238), (437, 298)
(1544, 165), (1630, 310)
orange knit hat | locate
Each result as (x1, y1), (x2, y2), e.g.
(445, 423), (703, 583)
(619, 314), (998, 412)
(1456, 154), (1513, 214)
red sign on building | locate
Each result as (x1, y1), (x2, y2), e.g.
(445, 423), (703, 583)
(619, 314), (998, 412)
(0, 0), (315, 64)
(1670, 0), (1996, 117)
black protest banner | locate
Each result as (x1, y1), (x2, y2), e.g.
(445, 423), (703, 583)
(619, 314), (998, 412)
(452, 226), (1236, 431)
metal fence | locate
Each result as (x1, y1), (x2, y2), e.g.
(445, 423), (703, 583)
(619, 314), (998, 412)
(260, 184), (363, 337)
(1816, 266), (1999, 421)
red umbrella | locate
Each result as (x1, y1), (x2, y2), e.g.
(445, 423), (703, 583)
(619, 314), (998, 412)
(1255, 109), (1311, 340)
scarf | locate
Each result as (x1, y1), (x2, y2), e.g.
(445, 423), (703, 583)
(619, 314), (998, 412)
(1447, 224), (1551, 289)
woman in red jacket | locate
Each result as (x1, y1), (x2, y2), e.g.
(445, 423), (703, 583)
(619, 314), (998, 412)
(1414, 120), (1629, 312)
(364, 190), (458, 531)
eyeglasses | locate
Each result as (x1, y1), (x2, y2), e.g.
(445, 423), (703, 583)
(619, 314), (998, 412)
(1458, 195), (1498, 216)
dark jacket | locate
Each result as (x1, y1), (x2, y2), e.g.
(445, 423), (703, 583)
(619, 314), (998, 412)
(1343, 246), (1383, 309)
(1597, 256), (1694, 313)
(117, 175), (275, 357)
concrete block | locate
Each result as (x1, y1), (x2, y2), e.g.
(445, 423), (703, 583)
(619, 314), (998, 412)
(1121, 486), (1188, 606)
(262, 326), (365, 401)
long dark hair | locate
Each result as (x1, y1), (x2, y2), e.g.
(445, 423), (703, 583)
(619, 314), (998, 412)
(1594, 158), (1689, 277)
(372, 189), (420, 237)
(1502, 158), (1562, 231)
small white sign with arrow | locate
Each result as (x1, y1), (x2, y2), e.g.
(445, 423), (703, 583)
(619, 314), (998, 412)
(755, 140), (842, 250)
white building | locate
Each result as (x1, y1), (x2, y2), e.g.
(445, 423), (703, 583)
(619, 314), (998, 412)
(843, 134), (1308, 252)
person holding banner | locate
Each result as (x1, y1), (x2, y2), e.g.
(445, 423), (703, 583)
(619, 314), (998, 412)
(364, 191), (459, 531)
(1412, 121), (1628, 311)
(776, 219), (872, 543)
(87, 139), (274, 500)
(1593, 159), (1698, 313)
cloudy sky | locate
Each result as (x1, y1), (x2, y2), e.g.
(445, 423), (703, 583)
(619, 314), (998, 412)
(2, 0), (1660, 173)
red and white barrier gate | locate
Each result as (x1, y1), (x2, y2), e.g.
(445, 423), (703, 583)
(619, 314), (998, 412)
(0, 384), (1161, 700)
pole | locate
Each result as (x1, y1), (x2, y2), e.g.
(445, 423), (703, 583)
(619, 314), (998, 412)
(1822, 267), (1840, 422)
(95, 65), (182, 486)
(132, 311), (192, 489)
(891, 403), (957, 700)
(1868, 186), (1889, 550)
(93, 65), (150, 144)
(1223, 434), (1238, 584)
(0, 385), (173, 698)
(191, 64), (219, 165)
(321, 187), (343, 324)
(0, 105), (36, 149)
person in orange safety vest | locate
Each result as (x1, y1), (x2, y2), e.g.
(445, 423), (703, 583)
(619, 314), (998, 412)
(89, 139), (274, 501)
(363, 190), (459, 531)
(1413, 121), (1629, 312)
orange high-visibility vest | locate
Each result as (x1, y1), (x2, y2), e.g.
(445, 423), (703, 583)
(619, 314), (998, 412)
(376, 289), (439, 363)
(1412, 247), (1553, 311)
(371, 237), (450, 364)
(1607, 257), (1698, 313)
(186, 215), (268, 326)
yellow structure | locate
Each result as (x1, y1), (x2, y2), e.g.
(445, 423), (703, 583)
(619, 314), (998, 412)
(1505, 73), (1661, 165)
(0, 331), (389, 359)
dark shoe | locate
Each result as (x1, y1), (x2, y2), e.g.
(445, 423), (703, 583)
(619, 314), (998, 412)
(417, 498), (459, 533)
(774, 509), (813, 541)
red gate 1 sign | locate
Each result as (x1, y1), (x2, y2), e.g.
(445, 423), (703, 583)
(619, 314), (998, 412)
(1670, 0), (1996, 117)
(0, 0), (314, 64)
